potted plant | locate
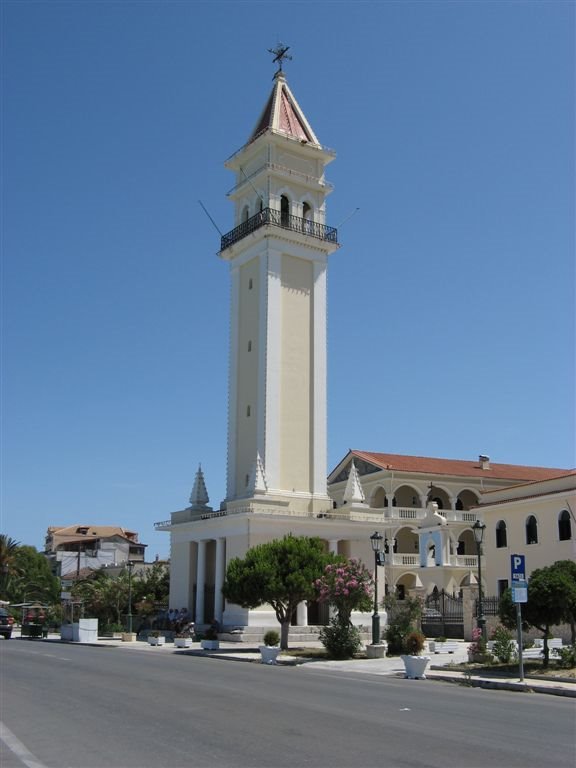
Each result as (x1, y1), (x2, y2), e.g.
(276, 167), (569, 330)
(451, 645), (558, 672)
(147, 630), (165, 646)
(174, 632), (192, 649)
(259, 630), (281, 664)
(200, 625), (219, 650)
(401, 631), (430, 679)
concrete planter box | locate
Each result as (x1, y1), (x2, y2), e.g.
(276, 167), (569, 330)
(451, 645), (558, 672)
(366, 643), (386, 659)
(148, 636), (166, 646)
(201, 639), (219, 650)
(174, 637), (192, 648)
(259, 646), (280, 664)
(429, 641), (459, 654)
(121, 633), (137, 643)
(401, 655), (431, 679)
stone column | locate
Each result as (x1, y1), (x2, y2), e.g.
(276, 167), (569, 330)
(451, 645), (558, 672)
(296, 602), (308, 626)
(195, 540), (207, 624)
(461, 584), (479, 641)
(419, 493), (428, 509)
(214, 537), (226, 625)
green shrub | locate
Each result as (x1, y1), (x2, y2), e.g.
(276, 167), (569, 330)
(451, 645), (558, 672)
(556, 645), (576, 669)
(491, 625), (517, 664)
(404, 631), (426, 656)
(319, 618), (362, 659)
(383, 594), (422, 656)
(263, 630), (280, 647)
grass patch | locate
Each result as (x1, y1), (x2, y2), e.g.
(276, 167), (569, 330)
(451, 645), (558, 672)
(439, 660), (576, 679)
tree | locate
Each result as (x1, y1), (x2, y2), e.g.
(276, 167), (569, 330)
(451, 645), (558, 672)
(73, 571), (130, 631)
(315, 559), (373, 623)
(499, 560), (576, 667)
(11, 546), (60, 605)
(222, 535), (334, 649)
(314, 559), (374, 658)
(0, 535), (21, 599)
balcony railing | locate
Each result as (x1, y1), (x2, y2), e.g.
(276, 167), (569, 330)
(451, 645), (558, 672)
(220, 207), (338, 251)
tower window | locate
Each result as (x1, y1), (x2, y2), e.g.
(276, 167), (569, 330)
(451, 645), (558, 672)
(241, 205), (249, 223)
(558, 510), (572, 541)
(280, 195), (290, 227)
(525, 515), (538, 545)
(248, 340), (252, 352)
(246, 405), (251, 417)
(248, 278), (253, 290)
(495, 520), (507, 549)
(302, 202), (313, 234)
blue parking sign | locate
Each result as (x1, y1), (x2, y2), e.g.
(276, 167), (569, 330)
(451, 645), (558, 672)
(511, 554), (526, 582)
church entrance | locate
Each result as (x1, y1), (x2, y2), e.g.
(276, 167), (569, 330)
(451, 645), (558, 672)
(421, 589), (463, 639)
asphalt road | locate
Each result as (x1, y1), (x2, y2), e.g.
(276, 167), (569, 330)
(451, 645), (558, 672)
(1, 640), (575, 768)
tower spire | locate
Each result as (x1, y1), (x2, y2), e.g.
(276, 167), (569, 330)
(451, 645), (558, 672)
(189, 464), (210, 510)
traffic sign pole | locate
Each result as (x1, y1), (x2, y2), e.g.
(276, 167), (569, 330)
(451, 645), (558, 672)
(516, 603), (524, 682)
(511, 554), (526, 682)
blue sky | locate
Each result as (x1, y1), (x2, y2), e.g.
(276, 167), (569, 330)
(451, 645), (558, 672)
(2, 1), (574, 559)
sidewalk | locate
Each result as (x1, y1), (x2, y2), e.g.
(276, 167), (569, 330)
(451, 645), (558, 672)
(20, 633), (576, 698)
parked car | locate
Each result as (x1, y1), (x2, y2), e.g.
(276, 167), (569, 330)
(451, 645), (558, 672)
(0, 608), (14, 639)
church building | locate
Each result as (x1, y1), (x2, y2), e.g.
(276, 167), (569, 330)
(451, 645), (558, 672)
(156, 58), (570, 635)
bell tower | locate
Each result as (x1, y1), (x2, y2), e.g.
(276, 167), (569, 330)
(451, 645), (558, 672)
(219, 61), (338, 516)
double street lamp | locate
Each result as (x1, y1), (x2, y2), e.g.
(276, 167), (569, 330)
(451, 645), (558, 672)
(370, 531), (383, 645)
(472, 520), (487, 642)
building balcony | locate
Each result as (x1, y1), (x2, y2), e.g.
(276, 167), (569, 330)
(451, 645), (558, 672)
(220, 207), (338, 252)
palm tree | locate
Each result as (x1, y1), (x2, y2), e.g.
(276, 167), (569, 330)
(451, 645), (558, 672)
(0, 535), (21, 599)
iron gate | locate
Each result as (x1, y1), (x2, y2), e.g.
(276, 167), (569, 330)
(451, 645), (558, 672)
(421, 590), (463, 639)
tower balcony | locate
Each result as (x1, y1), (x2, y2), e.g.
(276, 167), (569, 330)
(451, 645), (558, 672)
(220, 207), (338, 252)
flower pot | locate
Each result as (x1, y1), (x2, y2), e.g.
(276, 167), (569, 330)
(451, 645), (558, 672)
(201, 639), (219, 650)
(401, 654), (430, 679)
(259, 645), (280, 665)
(174, 637), (192, 648)
(148, 636), (165, 646)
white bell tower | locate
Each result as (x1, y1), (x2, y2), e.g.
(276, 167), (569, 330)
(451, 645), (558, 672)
(219, 63), (338, 516)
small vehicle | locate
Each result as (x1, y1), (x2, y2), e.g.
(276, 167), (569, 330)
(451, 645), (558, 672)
(20, 603), (49, 638)
(0, 608), (15, 639)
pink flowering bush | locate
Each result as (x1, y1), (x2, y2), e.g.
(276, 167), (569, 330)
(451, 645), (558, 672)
(315, 559), (373, 624)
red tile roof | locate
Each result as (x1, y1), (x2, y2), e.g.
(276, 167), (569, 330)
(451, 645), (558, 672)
(349, 450), (571, 482)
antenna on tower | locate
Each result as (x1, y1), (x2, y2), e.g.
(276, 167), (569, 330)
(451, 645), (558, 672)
(198, 200), (223, 236)
(336, 208), (360, 228)
(239, 167), (265, 207)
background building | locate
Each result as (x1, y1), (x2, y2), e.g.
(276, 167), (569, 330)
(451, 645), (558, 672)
(478, 472), (576, 596)
(45, 525), (147, 578)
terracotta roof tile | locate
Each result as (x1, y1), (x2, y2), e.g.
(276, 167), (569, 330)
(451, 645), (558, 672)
(350, 450), (571, 482)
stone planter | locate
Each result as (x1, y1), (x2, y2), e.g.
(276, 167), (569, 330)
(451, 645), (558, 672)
(429, 641), (459, 654)
(174, 637), (192, 649)
(121, 633), (137, 643)
(401, 655), (431, 679)
(148, 635), (165, 646)
(366, 643), (386, 659)
(259, 645), (280, 665)
(201, 639), (219, 650)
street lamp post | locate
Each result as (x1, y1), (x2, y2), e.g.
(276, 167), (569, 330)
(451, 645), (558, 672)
(126, 561), (134, 635)
(370, 531), (383, 645)
(472, 520), (487, 642)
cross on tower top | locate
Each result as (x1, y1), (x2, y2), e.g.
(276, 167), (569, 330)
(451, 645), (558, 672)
(268, 43), (292, 74)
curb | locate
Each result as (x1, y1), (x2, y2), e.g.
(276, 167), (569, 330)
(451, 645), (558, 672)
(425, 672), (576, 698)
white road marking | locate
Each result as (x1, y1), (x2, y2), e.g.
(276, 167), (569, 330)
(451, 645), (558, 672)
(0, 721), (48, 768)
